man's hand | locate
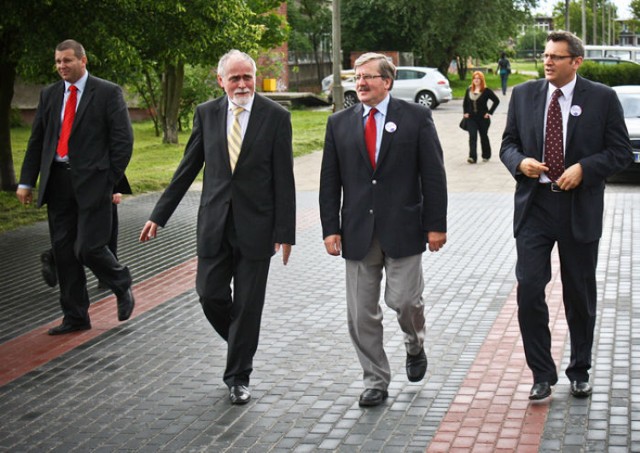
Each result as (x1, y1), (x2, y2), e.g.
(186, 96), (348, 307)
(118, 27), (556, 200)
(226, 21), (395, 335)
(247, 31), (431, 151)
(427, 231), (446, 252)
(139, 221), (159, 242)
(324, 234), (342, 256)
(16, 187), (33, 205)
(556, 163), (583, 191)
(112, 193), (123, 204)
(518, 157), (549, 179)
(275, 243), (292, 265)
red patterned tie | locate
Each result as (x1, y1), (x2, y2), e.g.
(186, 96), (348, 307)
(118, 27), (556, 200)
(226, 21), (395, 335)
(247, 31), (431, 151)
(56, 85), (78, 158)
(544, 88), (564, 181)
(365, 107), (378, 168)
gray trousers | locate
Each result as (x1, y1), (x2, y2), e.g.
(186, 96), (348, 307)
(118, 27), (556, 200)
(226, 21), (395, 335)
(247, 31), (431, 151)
(345, 238), (426, 390)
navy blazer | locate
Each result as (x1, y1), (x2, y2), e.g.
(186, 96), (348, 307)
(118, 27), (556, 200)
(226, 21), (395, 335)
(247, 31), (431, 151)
(20, 75), (133, 209)
(319, 97), (447, 261)
(149, 94), (296, 260)
(500, 75), (633, 242)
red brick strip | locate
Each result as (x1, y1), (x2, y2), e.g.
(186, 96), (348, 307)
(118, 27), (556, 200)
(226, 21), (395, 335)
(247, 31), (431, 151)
(427, 253), (569, 452)
(0, 258), (197, 387)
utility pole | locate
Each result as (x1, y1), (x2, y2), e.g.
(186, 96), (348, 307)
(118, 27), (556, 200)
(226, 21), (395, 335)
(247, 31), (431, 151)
(592, 0), (597, 45)
(331, 0), (344, 112)
(565, 0), (570, 30)
(582, 0), (587, 42)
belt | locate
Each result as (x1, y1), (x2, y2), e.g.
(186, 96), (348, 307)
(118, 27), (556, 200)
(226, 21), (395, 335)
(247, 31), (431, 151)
(540, 182), (563, 192)
(52, 161), (71, 170)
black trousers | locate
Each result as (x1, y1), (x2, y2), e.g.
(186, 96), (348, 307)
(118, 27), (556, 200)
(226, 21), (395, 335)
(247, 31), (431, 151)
(467, 117), (491, 161)
(515, 186), (598, 384)
(196, 212), (271, 388)
(46, 163), (132, 325)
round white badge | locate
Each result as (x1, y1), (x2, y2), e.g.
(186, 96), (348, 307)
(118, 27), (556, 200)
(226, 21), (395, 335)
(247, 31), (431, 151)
(385, 122), (397, 133)
(570, 105), (582, 117)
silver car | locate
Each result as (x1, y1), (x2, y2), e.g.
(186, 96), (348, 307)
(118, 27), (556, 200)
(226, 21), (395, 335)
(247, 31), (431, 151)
(612, 85), (640, 180)
(341, 66), (453, 109)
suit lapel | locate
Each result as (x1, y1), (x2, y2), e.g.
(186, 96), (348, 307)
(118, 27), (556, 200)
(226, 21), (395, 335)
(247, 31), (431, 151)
(50, 81), (65, 137)
(72, 75), (94, 133)
(534, 80), (547, 160)
(565, 76), (586, 162)
(351, 103), (372, 170)
(241, 94), (265, 161)
(376, 97), (404, 170)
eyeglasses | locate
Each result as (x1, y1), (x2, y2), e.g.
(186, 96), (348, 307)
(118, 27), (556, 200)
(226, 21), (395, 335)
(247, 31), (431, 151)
(355, 74), (385, 81)
(542, 54), (575, 62)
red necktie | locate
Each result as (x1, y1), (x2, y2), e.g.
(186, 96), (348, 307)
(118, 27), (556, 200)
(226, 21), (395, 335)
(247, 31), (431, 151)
(544, 89), (564, 181)
(57, 85), (78, 158)
(365, 107), (378, 168)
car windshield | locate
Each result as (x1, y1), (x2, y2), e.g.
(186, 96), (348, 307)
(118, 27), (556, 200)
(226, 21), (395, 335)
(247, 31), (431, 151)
(618, 93), (640, 118)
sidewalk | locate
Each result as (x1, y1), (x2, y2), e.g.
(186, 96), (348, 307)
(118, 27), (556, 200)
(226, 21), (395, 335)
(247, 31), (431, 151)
(1, 90), (639, 452)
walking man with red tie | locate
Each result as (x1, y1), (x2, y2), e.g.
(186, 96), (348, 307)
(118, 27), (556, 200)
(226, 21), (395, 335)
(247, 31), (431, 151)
(500, 31), (633, 400)
(320, 53), (448, 407)
(17, 39), (135, 334)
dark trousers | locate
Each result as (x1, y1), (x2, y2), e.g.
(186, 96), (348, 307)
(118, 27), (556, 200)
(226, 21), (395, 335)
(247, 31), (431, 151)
(467, 117), (491, 161)
(196, 213), (271, 388)
(47, 163), (132, 325)
(500, 73), (509, 95)
(515, 187), (598, 384)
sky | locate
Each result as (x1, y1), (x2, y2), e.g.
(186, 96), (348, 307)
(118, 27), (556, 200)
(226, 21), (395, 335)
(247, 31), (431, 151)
(534, 0), (633, 19)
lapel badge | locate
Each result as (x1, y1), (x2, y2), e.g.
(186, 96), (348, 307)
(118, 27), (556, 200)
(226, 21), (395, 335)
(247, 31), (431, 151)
(570, 105), (582, 117)
(384, 122), (397, 133)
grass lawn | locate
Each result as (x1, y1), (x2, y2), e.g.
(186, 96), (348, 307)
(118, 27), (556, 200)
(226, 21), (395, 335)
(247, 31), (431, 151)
(2, 109), (331, 233)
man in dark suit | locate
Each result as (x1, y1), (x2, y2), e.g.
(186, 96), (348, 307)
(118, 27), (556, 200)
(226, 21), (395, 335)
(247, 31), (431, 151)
(139, 50), (295, 405)
(17, 39), (135, 335)
(319, 53), (447, 407)
(500, 31), (633, 400)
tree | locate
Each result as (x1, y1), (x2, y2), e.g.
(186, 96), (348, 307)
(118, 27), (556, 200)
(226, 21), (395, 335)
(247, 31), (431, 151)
(550, 0), (619, 44)
(287, 0), (332, 85)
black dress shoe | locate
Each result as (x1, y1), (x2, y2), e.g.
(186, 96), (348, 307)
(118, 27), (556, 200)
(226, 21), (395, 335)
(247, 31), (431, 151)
(40, 250), (58, 287)
(406, 349), (428, 382)
(358, 388), (388, 407)
(229, 385), (251, 405)
(570, 381), (592, 398)
(48, 323), (91, 335)
(117, 288), (135, 321)
(529, 382), (552, 400)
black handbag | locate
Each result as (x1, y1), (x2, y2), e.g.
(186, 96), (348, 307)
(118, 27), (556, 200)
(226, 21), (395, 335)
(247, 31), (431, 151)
(459, 118), (468, 131)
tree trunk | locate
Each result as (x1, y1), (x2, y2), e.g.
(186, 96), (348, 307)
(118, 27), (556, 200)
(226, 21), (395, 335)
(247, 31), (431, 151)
(0, 62), (17, 191)
(456, 56), (468, 81)
(159, 61), (184, 144)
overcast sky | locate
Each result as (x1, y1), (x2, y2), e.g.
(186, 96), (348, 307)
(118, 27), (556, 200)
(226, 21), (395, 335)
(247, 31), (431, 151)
(534, 0), (633, 19)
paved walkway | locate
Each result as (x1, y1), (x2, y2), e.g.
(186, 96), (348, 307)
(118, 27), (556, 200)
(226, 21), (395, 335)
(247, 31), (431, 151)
(1, 90), (639, 452)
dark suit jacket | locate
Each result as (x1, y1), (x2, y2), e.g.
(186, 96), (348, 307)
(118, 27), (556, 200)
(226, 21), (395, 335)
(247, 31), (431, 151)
(319, 97), (447, 261)
(20, 75), (133, 209)
(149, 94), (296, 260)
(500, 76), (633, 242)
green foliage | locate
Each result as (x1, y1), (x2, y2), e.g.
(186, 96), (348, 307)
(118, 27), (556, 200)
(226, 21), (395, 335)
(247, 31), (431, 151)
(578, 60), (640, 86)
(179, 65), (221, 131)
(550, 0), (619, 45)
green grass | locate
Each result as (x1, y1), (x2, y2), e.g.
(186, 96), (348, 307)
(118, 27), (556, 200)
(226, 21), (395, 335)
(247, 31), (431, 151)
(3, 109), (331, 233)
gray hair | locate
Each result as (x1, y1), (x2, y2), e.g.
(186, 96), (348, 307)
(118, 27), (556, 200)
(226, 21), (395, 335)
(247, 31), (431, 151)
(56, 39), (86, 59)
(547, 30), (585, 58)
(217, 50), (257, 78)
(354, 52), (396, 89)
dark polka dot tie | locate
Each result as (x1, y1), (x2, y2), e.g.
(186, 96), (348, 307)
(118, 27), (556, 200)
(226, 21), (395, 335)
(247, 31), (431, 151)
(544, 89), (564, 182)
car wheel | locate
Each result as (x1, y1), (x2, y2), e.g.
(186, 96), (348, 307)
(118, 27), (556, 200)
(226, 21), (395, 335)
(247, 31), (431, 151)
(344, 91), (358, 108)
(416, 91), (438, 109)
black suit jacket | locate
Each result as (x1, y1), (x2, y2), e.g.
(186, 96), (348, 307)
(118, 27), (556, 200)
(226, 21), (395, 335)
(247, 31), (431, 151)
(149, 94), (296, 260)
(500, 76), (633, 242)
(20, 75), (133, 209)
(319, 97), (447, 261)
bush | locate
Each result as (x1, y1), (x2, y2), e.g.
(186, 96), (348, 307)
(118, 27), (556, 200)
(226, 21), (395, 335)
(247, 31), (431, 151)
(577, 61), (640, 86)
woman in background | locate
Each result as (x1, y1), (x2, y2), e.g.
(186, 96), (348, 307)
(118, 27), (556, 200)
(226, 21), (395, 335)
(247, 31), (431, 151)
(462, 71), (499, 164)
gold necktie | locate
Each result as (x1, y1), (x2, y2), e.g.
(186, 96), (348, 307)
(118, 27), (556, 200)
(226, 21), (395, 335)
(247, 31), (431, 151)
(228, 106), (244, 172)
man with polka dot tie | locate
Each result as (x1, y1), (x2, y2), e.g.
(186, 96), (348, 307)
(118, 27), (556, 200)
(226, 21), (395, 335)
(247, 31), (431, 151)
(500, 31), (633, 402)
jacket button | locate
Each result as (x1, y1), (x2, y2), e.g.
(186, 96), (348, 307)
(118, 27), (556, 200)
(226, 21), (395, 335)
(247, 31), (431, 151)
(369, 209), (373, 214)
(372, 180), (377, 184)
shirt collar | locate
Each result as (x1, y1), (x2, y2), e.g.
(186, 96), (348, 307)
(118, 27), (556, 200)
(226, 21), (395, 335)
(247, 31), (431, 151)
(549, 76), (577, 100)
(65, 71), (89, 93)
(227, 95), (254, 114)
(363, 94), (390, 117)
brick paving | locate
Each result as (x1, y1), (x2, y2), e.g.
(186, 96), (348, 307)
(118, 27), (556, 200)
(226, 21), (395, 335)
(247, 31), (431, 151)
(1, 94), (639, 452)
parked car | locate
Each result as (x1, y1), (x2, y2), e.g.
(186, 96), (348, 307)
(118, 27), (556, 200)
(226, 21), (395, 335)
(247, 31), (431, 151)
(322, 70), (356, 96)
(340, 66), (453, 109)
(611, 85), (640, 181)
